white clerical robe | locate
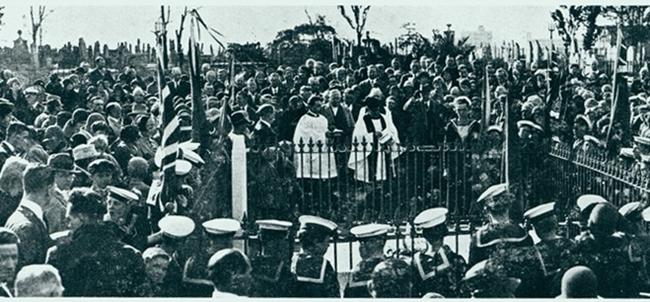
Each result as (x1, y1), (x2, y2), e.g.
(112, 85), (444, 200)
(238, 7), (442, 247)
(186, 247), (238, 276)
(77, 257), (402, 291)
(348, 112), (403, 183)
(293, 112), (338, 179)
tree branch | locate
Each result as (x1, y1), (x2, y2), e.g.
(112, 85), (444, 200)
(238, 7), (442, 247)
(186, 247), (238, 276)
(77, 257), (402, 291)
(360, 6), (371, 31)
(337, 5), (355, 30)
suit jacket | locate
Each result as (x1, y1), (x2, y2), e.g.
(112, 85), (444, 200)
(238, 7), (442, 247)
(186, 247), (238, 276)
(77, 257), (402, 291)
(260, 86), (289, 107)
(321, 105), (354, 135)
(88, 68), (114, 85)
(5, 204), (52, 268)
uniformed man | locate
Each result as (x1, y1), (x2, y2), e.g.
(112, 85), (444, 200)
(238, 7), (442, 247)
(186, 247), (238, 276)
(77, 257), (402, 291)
(251, 103), (277, 149)
(469, 184), (532, 266)
(249, 219), (295, 297)
(344, 223), (390, 298)
(574, 194), (608, 242)
(461, 259), (521, 298)
(291, 215), (339, 297)
(618, 202), (650, 291)
(103, 186), (149, 251)
(153, 215), (195, 297)
(207, 248), (253, 298)
(523, 202), (575, 297)
(411, 207), (467, 298)
(183, 218), (240, 297)
(569, 203), (640, 297)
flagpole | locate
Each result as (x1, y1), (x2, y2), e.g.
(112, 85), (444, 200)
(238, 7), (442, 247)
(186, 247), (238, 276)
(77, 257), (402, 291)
(606, 21), (622, 145)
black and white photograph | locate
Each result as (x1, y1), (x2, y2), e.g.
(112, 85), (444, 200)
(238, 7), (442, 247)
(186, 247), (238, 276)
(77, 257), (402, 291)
(0, 0), (647, 299)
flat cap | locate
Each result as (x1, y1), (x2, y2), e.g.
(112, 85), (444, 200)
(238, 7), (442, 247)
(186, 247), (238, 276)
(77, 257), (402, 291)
(142, 247), (170, 261)
(298, 215), (337, 233)
(106, 186), (139, 203)
(202, 218), (241, 236)
(87, 158), (115, 174)
(255, 219), (292, 232)
(618, 202), (642, 219)
(523, 202), (555, 223)
(576, 194), (608, 213)
(414, 208), (448, 229)
(350, 223), (391, 239)
(517, 120), (544, 132)
(158, 215), (196, 238)
(477, 183), (508, 203)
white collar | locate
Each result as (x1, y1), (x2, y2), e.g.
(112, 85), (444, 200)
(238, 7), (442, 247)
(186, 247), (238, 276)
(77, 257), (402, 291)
(21, 198), (44, 222)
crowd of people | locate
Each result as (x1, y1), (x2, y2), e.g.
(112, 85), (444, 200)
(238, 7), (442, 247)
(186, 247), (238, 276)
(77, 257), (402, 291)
(0, 34), (647, 297)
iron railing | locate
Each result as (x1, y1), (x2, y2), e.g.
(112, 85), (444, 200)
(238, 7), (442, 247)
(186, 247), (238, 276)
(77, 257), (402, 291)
(548, 141), (650, 211)
(246, 139), (502, 228)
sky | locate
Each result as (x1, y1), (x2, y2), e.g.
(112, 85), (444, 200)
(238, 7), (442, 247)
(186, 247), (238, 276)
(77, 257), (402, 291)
(0, 5), (557, 49)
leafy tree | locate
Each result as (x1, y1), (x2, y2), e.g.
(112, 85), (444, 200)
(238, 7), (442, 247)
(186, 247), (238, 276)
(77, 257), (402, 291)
(397, 23), (475, 62)
(227, 42), (267, 63)
(552, 5), (650, 51)
(267, 12), (336, 66)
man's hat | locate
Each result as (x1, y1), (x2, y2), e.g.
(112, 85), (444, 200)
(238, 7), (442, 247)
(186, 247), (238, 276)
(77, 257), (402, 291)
(486, 125), (502, 134)
(463, 259), (489, 282)
(158, 215), (196, 239)
(618, 202), (642, 220)
(477, 183), (508, 203)
(516, 120), (544, 132)
(414, 208), (448, 229)
(106, 186), (139, 204)
(255, 219), (292, 232)
(142, 247), (170, 261)
(583, 135), (601, 146)
(207, 248), (250, 271)
(350, 223), (391, 239)
(298, 215), (337, 236)
(87, 158), (115, 174)
(202, 218), (241, 236)
(256, 103), (274, 115)
(230, 110), (250, 127)
(576, 194), (608, 213)
(47, 153), (80, 173)
(0, 98), (14, 116)
(523, 202), (555, 224)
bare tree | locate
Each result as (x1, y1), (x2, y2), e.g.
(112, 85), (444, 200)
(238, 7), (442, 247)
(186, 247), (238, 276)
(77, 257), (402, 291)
(337, 5), (371, 47)
(175, 7), (189, 69)
(0, 7), (5, 29)
(29, 6), (53, 69)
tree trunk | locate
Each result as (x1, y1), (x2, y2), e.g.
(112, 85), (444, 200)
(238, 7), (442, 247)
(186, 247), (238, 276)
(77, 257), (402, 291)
(32, 43), (40, 69)
(356, 31), (362, 47)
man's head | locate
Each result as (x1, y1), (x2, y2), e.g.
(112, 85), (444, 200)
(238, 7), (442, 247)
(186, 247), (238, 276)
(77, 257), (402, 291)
(66, 188), (106, 231)
(299, 85), (312, 101)
(202, 218), (241, 255)
(106, 186), (139, 222)
(351, 224), (389, 260)
(87, 159), (114, 189)
(208, 249), (252, 296)
(14, 265), (64, 297)
(524, 202), (557, 239)
(368, 258), (412, 298)
(95, 56), (105, 68)
(559, 266), (598, 298)
(297, 215), (336, 256)
(256, 220), (292, 257)
(327, 89), (342, 107)
(414, 208), (449, 251)
(0, 228), (19, 284)
(256, 104), (275, 124)
(22, 164), (54, 203)
(307, 95), (323, 114)
(142, 247), (171, 285)
(47, 153), (77, 191)
(6, 122), (30, 153)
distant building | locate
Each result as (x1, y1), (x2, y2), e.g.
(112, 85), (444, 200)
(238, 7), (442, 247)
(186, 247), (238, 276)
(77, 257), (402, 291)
(463, 25), (492, 46)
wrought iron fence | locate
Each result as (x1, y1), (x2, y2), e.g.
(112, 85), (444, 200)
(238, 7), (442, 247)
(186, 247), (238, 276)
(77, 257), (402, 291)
(548, 141), (650, 211)
(246, 139), (503, 228)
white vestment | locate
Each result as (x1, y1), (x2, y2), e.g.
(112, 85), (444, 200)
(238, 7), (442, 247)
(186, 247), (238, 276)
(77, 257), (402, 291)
(293, 112), (338, 179)
(348, 112), (403, 183)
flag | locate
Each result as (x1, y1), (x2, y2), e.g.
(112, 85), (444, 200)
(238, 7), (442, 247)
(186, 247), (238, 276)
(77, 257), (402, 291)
(483, 65), (491, 129)
(606, 24), (631, 145)
(528, 41), (534, 68)
(188, 17), (209, 151)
